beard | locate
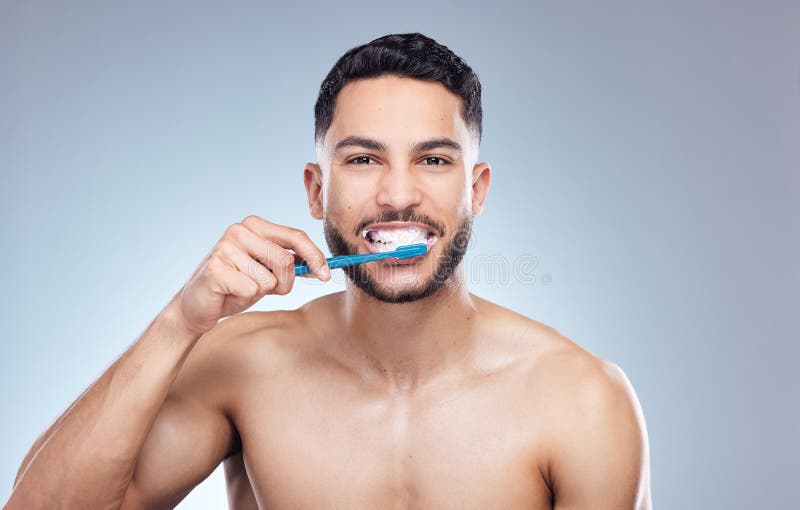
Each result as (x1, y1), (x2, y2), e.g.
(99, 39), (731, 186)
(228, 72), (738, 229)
(323, 211), (473, 304)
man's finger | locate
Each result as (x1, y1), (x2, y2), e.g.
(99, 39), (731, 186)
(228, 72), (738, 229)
(240, 216), (330, 281)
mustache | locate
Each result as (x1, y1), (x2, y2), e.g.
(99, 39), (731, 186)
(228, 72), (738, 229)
(354, 209), (446, 237)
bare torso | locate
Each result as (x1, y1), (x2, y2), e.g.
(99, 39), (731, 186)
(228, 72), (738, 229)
(215, 291), (601, 509)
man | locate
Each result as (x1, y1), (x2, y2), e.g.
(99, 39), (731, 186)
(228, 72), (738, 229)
(8, 33), (652, 509)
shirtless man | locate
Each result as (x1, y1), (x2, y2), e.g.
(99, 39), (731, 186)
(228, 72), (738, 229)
(7, 33), (651, 509)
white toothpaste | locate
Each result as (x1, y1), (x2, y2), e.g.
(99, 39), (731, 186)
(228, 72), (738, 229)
(363, 226), (430, 252)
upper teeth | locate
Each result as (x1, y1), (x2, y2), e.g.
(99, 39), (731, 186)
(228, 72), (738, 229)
(362, 226), (430, 252)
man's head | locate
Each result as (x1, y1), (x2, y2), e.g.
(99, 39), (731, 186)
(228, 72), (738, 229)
(303, 33), (491, 303)
(313, 33), (483, 148)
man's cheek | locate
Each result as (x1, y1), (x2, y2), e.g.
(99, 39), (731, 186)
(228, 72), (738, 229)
(328, 183), (371, 216)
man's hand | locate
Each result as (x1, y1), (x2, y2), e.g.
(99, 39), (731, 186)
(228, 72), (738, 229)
(175, 215), (331, 335)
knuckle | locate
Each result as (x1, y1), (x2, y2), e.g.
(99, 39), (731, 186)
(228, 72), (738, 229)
(290, 228), (308, 241)
(226, 223), (247, 241)
(306, 254), (323, 268)
(277, 250), (295, 268)
(216, 239), (237, 259)
(243, 280), (260, 298)
(246, 259), (268, 281)
(205, 259), (225, 280)
(262, 274), (278, 292)
(242, 215), (267, 228)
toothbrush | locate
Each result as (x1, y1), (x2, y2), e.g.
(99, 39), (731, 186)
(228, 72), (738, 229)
(294, 243), (428, 276)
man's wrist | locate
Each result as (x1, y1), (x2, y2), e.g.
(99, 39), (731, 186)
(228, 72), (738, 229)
(158, 299), (206, 343)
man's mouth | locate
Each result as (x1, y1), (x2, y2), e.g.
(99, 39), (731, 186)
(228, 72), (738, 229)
(361, 222), (439, 255)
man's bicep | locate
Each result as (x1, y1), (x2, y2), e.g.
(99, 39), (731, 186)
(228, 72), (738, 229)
(551, 360), (651, 510)
(120, 391), (239, 509)
(120, 322), (244, 510)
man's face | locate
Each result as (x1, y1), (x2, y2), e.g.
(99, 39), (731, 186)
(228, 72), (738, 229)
(305, 75), (490, 303)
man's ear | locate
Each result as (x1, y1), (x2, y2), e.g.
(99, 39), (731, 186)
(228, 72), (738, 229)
(471, 162), (491, 216)
(304, 162), (324, 220)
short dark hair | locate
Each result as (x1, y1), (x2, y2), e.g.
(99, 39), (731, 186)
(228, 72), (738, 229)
(314, 32), (483, 147)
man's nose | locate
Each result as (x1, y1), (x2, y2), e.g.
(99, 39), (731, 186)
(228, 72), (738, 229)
(375, 165), (423, 210)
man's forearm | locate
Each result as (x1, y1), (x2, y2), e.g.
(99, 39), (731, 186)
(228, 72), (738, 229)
(7, 297), (203, 509)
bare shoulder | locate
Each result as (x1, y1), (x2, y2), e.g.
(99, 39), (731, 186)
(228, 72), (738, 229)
(473, 295), (642, 406)
(171, 291), (348, 408)
(482, 301), (651, 508)
(470, 294), (594, 372)
(169, 306), (311, 412)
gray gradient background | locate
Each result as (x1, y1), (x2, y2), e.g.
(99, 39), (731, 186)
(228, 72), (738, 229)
(2, 1), (798, 508)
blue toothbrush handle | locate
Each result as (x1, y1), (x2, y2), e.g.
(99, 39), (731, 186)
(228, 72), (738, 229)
(294, 243), (428, 276)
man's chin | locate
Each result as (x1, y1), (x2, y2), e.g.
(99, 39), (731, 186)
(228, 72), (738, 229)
(343, 266), (445, 304)
(358, 284), (443, 305)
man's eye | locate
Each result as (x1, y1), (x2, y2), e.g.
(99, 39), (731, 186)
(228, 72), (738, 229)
(346, 155), (449, 165)
(348, 155), (375, 165)
(421, 156), (449, 165)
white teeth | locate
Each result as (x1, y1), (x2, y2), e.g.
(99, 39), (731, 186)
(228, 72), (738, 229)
(362, 226), (431, 252)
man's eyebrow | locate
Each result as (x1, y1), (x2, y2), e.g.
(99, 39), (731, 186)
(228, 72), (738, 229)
(410, 137), (462, 156)
(333, 136), (388, 154)
(333, 136), (462, 157)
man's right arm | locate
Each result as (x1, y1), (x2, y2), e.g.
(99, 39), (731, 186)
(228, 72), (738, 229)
(7, 297), (209, 509)
(117, 308), (248, 509)
(5, 215), (331, 509)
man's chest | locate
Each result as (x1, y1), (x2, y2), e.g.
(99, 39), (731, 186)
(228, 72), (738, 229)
(228, 368), (554, 509)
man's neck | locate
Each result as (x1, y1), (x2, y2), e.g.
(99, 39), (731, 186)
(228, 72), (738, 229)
(335, 266), (481, 394)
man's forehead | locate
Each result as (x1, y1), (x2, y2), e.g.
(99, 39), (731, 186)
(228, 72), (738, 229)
(339, 73), (457, 97)
(321, 76), (472, 156)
